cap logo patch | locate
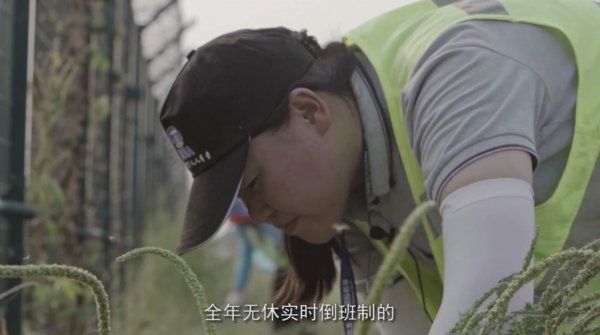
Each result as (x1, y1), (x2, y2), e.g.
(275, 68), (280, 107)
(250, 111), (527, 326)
(167, 126), (197, 161)
(166, 126), (212, 169)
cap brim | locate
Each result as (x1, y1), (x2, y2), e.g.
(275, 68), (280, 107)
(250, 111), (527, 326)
(176, 142), (249, 255)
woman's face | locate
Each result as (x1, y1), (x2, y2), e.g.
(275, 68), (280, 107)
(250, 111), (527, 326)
(239, 88), (363, 244)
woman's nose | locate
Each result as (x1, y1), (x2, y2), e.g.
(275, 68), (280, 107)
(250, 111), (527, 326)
(248, 202), (275, 223)
(240, 193), (275, 223)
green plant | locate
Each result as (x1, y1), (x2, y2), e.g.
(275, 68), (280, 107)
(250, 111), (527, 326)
(355, 200), (437, 335)
(353, 201), (600, 335)
(117, 247), (217, 335)
(0, 264), (110, 335)
(450, 238), (600, 335)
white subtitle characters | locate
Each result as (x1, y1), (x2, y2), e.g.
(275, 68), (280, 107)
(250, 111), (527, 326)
(243, 304), (261, 321)
(224, 303), (241, 321)
(205, 304), (222, 321)
(203, 303), (395, 322)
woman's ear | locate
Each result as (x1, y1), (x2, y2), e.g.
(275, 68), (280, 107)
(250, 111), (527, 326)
(288, 88), (332, 135)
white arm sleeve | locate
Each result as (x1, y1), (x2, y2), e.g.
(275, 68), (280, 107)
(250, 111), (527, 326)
(428, 178), (536, 335)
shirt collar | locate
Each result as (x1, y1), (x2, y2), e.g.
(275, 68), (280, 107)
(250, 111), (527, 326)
(350, 69), (393, 203)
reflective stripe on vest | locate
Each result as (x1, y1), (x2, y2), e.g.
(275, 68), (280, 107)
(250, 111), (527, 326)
(344, 0), (600, 317)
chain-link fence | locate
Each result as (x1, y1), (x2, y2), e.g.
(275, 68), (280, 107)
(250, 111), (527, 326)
(1, 0), (189, 334)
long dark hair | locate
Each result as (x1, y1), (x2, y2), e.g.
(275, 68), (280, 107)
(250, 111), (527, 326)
(264, 32), (358, 305)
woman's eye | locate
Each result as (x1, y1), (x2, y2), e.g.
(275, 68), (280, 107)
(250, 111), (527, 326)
(247, 177), (258, 190)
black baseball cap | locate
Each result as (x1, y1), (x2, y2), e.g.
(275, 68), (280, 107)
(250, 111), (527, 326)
(159, 27), (318, 255)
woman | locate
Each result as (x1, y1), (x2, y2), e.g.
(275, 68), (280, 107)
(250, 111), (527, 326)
(159, 0), (600, 333)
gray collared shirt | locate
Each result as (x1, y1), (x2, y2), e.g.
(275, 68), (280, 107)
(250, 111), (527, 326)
(341, 19), (600, 290)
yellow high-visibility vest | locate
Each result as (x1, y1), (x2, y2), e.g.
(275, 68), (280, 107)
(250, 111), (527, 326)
(344, 0), (600, 318)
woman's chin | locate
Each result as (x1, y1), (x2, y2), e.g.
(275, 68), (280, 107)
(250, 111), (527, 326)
(293, 226), (337, 245)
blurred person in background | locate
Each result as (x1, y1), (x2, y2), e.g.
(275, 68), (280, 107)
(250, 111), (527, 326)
(225, 198), (285, 306)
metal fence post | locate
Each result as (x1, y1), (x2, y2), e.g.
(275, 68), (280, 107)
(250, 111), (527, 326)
(0, 0), (35, 334)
